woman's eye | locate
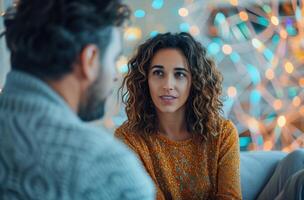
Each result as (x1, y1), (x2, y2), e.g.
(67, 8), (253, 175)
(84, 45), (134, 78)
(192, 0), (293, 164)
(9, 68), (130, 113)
(153, 70), (163, 76)
(175, 72), (186, 78)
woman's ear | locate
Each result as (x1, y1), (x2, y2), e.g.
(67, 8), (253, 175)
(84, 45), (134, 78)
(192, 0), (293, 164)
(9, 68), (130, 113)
(79, 44), (100, 82)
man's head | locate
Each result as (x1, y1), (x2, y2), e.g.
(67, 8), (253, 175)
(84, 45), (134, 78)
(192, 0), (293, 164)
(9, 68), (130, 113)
(4, 0), (130, 121)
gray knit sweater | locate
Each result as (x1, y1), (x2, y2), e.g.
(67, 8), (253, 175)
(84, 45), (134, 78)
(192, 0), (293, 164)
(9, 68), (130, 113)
(0, 70), (155, 200)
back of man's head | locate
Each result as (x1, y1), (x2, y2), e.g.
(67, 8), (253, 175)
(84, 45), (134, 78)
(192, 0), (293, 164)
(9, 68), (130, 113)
(4, 0), (129, 80)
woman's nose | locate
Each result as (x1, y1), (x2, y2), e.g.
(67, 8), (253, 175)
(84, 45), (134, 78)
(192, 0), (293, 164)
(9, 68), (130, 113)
(162, 76), (174, 91)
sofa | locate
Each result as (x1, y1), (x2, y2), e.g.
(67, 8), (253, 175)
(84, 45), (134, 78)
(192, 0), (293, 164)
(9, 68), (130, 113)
(240, 151), (287, 200)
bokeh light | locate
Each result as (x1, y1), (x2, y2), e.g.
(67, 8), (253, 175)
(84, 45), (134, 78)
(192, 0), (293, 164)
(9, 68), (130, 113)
(124, 27), (142, 41)
(134, 9), (146, 18)
(178, 8), (189, 17)
(222, 44), (232, 55)
(277, 115), (286, 127)
(152, 0), (164, 9)
(227, 86), (237, 98)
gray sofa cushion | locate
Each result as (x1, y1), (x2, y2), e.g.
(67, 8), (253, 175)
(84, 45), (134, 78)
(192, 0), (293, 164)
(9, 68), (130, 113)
(240, 151), (287, 200)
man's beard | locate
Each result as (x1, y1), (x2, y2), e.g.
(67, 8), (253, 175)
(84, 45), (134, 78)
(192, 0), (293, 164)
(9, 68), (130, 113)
(78, 77), (107, 122)
(78, 99), (105, 122)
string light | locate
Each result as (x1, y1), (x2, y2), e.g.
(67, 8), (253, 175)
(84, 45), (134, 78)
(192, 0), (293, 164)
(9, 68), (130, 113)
(178, 8), (189, 17)
(239, 11), (248, 21)
(271, 16), (279, 25)
(116, 56), (128, 74)
(280, 29), (288, 39)
(230, 0), (238, 6)
(300, 106), (304, 116)
(273, 99), (283, 110)
(189, 25), (200, 36)
(222, 44), (232, 55)
(284, 61), (294, 74)
(277, 115), (286, 127)
(227, 86), (237, 97)
(299, 78), (304, 87)
(292, 96), (301, 107)
(265, 69), (274, 80)
(124, 27), (142, 41)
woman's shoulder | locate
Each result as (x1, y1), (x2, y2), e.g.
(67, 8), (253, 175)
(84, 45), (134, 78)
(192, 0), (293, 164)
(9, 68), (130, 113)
(115, 123), (133, 138)
(220, 119), (236, 132)
(214, 118), (238, 140)
(115, 123), (152, 155)
(115, 123), (144, 144)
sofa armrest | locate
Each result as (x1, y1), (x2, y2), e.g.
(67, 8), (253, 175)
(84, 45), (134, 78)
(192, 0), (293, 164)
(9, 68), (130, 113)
(240, 151), (287, 200)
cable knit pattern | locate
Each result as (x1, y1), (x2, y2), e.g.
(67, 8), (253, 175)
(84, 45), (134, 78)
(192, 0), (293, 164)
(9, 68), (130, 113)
(115, 120), (241, 200)
(0, 70), (155, 200)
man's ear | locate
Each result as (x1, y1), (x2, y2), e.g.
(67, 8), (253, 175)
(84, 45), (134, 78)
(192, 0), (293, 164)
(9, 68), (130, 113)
(79, 44), (100, 82)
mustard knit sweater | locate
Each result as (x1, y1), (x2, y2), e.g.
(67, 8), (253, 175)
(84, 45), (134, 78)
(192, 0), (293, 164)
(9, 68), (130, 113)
(115, 120), (241, 200)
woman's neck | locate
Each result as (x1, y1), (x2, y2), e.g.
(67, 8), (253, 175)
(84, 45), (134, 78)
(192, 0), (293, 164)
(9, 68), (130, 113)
(157, 109), (191, 141)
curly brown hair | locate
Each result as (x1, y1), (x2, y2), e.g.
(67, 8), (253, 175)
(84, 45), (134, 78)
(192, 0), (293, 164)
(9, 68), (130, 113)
(120, 32), (224, 138)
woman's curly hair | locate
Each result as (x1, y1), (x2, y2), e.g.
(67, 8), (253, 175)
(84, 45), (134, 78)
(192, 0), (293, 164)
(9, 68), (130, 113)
(121, 32), (224, 138)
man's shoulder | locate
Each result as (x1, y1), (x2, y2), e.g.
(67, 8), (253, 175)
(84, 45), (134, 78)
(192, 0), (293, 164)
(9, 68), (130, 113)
(74, 124), (156, 199)
(71, 122), (130, 153)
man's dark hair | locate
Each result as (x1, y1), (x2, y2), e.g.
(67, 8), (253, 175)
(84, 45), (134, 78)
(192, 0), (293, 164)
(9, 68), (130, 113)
(3, 0), (130, 79)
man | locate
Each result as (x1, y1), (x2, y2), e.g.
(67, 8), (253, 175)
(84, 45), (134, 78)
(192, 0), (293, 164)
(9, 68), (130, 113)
(0, 0), (155, 199)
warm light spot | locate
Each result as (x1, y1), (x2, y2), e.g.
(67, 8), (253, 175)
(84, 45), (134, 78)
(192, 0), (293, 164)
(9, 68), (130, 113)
(271, 16), (279, 25)
(124, 27), (142, 41)
(292, 96), (301, 107)
(300, 106), (304, 116)
(178, 8), (189, 17)
(263, 140), (273, 151)
(227, 86), (237, 97)
(273, 99), (282, 110)
(116, 56), (127, 67)
(277, 115), (286, 127)
(248, 118), (259, 133)
(265, 69), (274, 80)
(251, 38), (264, 51)
(299, 78), (304, 87)
(222, 44), (232, 55)
(189, 25), (200, 36)
(282, 146), (291, 153)
(116, 56), (128, 73)
(230, 0), (238, 6)
(284, 61), (294, 74)
(247, 143), (258, 151)
(239, 11), (248, 21)
(280, 29), (288, 39)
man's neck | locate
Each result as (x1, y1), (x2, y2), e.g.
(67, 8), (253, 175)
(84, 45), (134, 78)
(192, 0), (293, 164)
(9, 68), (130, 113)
(46, 74), (81, 113)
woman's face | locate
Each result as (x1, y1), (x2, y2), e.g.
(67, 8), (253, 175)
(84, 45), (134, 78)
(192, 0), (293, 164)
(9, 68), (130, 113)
(148, 48), (192, 114)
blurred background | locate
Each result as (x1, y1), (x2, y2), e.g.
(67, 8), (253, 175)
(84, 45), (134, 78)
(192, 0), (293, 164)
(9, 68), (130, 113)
(1, 0), (304, 151)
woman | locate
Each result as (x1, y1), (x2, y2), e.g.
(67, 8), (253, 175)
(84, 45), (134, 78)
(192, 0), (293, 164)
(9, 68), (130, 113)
(115, 32), (241, 199)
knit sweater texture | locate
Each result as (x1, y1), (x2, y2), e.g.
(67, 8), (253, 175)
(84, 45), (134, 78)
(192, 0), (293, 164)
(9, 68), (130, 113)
(0, 70), (155, 200)
(115, 120), (241, 200)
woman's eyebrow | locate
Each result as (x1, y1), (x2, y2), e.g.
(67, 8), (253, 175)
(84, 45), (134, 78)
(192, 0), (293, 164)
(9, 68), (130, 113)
(175, 67), (189, 73)
(151, 65), (164, 69)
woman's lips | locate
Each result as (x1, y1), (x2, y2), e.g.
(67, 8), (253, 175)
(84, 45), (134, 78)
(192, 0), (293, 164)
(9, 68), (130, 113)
(159, 95), (177, 104)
